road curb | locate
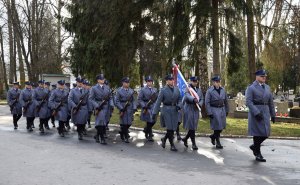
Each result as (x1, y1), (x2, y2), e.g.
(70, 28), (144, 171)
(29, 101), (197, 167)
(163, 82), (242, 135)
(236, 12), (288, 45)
(107, 123), (300, 140)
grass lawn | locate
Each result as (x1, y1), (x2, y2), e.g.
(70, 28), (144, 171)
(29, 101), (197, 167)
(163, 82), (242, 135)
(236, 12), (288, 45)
(0, 100), (7, 105)
(100, 110), (300, 138)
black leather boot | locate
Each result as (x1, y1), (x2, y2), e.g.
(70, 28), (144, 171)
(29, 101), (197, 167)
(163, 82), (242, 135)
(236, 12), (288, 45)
(182, 137), (188, 147)
(249, 144), (258, 156)
(209, 134), (216, 145)
(161, 135), (167, 148)
(191, 135), (198, 150)
(216, 137), (223, 149)
(169, 137), (178, 152)
(148, 129), (154, 142)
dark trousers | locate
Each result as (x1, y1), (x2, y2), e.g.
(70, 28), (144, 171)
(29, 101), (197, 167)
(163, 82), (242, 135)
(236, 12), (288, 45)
(144, 122), (154, 134)
(65, 115), (71, 128)
(96, 125), (106, 139)
(253, 136), (268, 152)
(164, 130), (175, 145)
(77, 124), (85, 135)
(26, 117), (35, 129)
(176, 122), (181, 135)
(58, 121), (65, 134)
(13, 114), (22, 127)
(213, 130), (222, 138)
(39, 118), (48, 130)
(184, 130), (196, 145)
(120, 124), (131, 139)
(87, 112), (92, 125)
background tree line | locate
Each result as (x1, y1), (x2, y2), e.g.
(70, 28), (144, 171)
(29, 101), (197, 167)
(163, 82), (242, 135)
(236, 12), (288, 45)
(0, 0), (300, 96)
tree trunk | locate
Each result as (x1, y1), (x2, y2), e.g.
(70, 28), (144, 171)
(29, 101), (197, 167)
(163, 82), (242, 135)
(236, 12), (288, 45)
(246, 0), (256, 83)
(212, 0), (220, 75)
(7, 0), (16, 84)
(0, 28), (9, 91)
(57, 0), (63, 67)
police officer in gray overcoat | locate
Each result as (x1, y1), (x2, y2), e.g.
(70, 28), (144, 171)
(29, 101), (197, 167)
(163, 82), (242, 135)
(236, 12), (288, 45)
(7, 82), (22, 129)
(49, 80), (69, 137)
(68, 78), (89, 140)
(138, 75), (158, 142)
(20, 81), (35, 131)
(104, 80), (114, 131)
(33, 80), (50, 133)
(246, 69), (275, 162)
(64, 82), (71, 130)
(44, 82), (52, 129)
(83, 80), (93, 129)
(205, 75), (229, 149)
(89, 74), (113, 144)
(115, 77), (137, 143)
(152, 74), (182, 152)
(50, 84), (57, 128)
(182, 76), (204, 150)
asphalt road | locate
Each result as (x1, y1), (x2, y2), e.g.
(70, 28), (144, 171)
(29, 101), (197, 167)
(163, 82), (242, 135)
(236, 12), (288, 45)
(0, 105), (299, 185)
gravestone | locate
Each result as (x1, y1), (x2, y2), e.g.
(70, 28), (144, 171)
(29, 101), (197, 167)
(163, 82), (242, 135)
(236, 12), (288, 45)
(228, 99), (236, 114)
(275, 102), (289, 115)
(235, 92), (246, 111)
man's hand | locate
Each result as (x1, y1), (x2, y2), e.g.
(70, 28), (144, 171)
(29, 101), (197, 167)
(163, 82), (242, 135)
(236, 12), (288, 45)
(209, 115), (214, 119)
(255, 113), (263, 121)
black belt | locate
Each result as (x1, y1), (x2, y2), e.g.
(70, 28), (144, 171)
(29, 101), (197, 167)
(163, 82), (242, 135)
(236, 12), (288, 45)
(210, 104), (224, 108)
(36, 99), (42, 101)
(163, 103), (176, 106)
(254, 102), (268, 105)
(120, 100), (128, 103)
(77, 103), (87, 106)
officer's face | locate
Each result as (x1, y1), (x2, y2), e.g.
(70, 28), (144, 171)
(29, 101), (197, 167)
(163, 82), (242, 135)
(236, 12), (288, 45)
(39, 83), (44, 88)
(146, 81), (153, 86)
(191, 81), (198, 86)
(166, 79), (174, 86)
(123, 82), (129, 88)
(98, 79), (105, 84)
(213, 81), (221, 88)
(257, 75), (266, 83)
(13, 85), (19, 89)
(58, 84), (64, 89)
(77, 82), (82, 88)
(25, 85), (31, 89)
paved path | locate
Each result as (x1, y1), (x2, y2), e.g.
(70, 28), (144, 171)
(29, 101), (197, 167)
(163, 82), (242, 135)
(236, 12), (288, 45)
(0, 105), (299, 185)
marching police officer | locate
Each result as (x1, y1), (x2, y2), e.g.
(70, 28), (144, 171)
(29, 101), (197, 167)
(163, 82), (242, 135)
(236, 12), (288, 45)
(152, 74), (182, 151)
(33, 80), (50, 133)
(205, 75), (229, 149)
(182, 76), (204, 150)
(89, 74), (113, 144)
(68, 78), (89, 140)
(104, 80), (114, 131)
(115, 77), (137, 143)
(49, 80), (69, 137)
(50, 84), (57, 127)
(20, 81), (35, 131)
(7, 82), (22, 129)
(246, 69), (275, 162)
(83, 80), (93, 129)
(65, 82), (72, 131)
(138, 75), (158, 142)
(44, 82), (52, 129)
